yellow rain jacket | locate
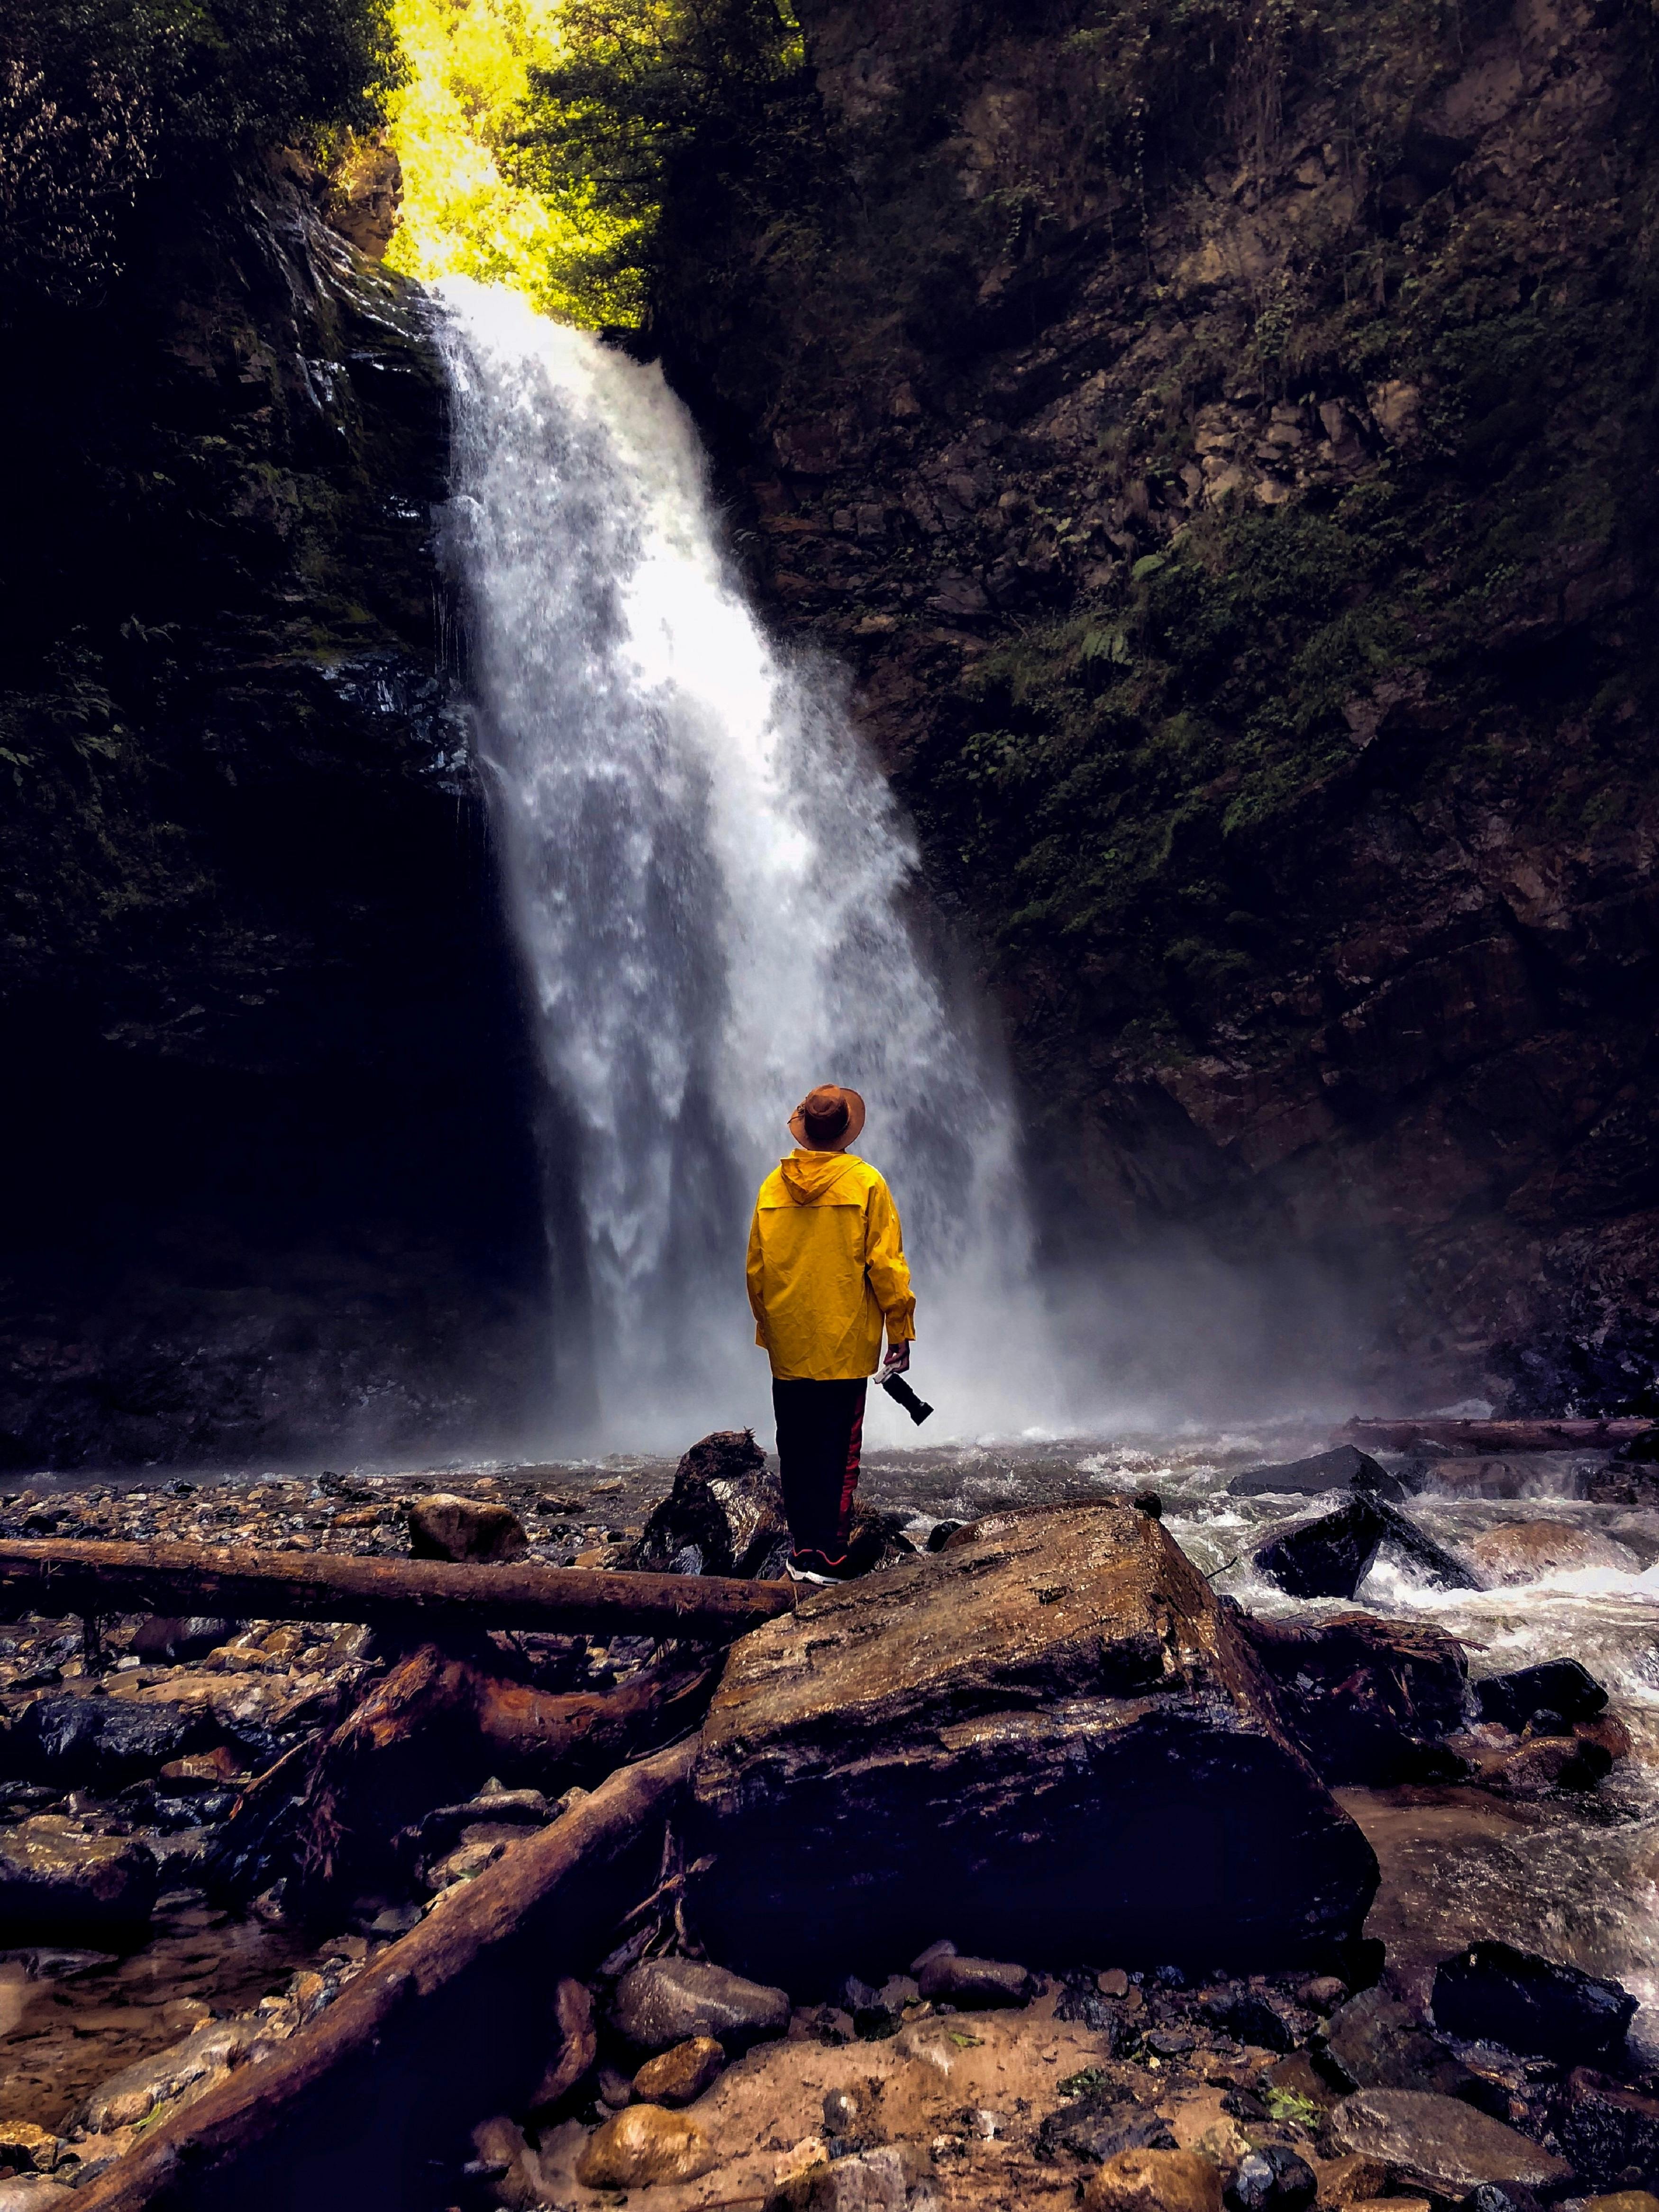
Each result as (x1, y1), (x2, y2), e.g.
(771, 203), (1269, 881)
(747, 1149), (916, 1381)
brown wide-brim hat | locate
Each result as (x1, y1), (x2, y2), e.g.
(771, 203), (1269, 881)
(788, 1083), (866, 1149)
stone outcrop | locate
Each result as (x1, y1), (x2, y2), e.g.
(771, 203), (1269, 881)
(654, 0), (1659, 1411)
(0, 161), (547, 1471)
(688, 1502), (1378, 1990)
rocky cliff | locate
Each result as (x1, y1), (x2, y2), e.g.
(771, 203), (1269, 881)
(0, 163), (549, 1469)
(653, 0), (1659, 1411)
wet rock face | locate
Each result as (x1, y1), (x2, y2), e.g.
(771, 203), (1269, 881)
(0, 1817), (158, 1940)
(0, 166), (546, 1472)
(689, 1502), (1378, 1990)
(628, 1433), (790, 1580)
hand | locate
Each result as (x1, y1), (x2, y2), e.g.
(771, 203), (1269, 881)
(881, 1342), (911, 1378)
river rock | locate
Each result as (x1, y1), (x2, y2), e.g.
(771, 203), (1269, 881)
(689, 1502), (1379, 1988)
(629, 1430), (789, 1580)
(1228, 1447), (1405, 1503)
(1433, 1942), (1636, 2066)
(610, 1957), (790, 2054)
(1464, 1520), (1640, 1584)
(406, 1494), (528, 1563)
(68, 2020), (254, 2133)
(1325, 2088), (1573, 2194)
(574, 2105), (717, 2188)
(779, 2145), (926, 2211)
(1559, 2073), (1659, 2191)
(130, 1618), (239, 1665)
(11, 1694), (214, 1791)
(1320, 1985), (1488, 2104)
(1254, 1500), (1476, 1600)
(1231, 2146), (1316, 2212)
(915, 1953), (1033, 2007)
(1083, 2147), (1222, 2212)
(0, 1818), (158, 1939)
(527, 1976), (596, 2115)
(1039, 2090), (1176, 2163)
(1236, 1612), (1467, 1784)
(0, 2125), (59, 2175)
(632, 2036), (724, 2105)
(1467, 1732), (1616, 1796)
(1476, 1658), (1609, 1731)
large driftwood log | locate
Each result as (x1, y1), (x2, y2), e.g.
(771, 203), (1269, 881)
(285, 1641), (716, 1910)
(1343, 1416), (1653, 1454)
(75, 1738), (699, 2212)
(0, 1536), (794, 1637)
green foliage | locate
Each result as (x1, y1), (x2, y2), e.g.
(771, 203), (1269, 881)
(503, 0), (807, 314)
(0, 0), (401, 305)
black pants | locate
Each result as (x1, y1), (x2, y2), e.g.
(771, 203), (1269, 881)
(772, 1378), (866, 1558)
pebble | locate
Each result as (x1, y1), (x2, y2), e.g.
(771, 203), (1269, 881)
(406, 1495), (528, 1563)
(915, 1952), (1033, 2008)
(574, 2103), (718, 2187)
(611, 1956), (790, 2053)
(632, 2036), (724, 2105)
(1098, 1968), (1130, 1998)
(1083, 2147), (1223, 2212)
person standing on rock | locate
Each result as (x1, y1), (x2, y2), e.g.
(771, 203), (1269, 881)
(746, 1084), (915, 1586)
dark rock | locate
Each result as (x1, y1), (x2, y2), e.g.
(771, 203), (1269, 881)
(925, 1522), (964, 1552)
(1325, 2088), (1573, 2194)
(129, 1619), (239, 1666)
(406, 1495), (528, 1563)
(916, 1953), (1034, 2008)
(0, 1816), (158, 1938)
(1236, 1610), (1468, 1784)
(1228, 1446), (1405, 1503)
(1557, 2069), (1659, 2190)
(1198, 1984), (1311, 2053)
(688, 1503), (1379, 1988)
(1254, 1499), (1477, 1600)
(1038, 2090), (1177, 2163)
(1476, 1661), (1609, 1734)
(528, 1977), (596, 2117)
(629, 1432), (790, 1581)
(1321, 1984), (1492, 2106)
(1433, 1943), (1636, 2067)
(10, 1696), (213, 1791)
(1144, 2028), (1195, 2056)
(1459, 1733), (1617, 1796)
(1228, 2145), (1316, 2212)
(1056, 1983), (1131, 2042)
(609, 1958), (790, 2055)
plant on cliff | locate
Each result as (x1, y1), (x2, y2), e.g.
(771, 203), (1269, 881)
(0, 0), (401, 306)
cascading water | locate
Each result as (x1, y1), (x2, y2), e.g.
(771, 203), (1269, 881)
(435, 280), (1048, 1445)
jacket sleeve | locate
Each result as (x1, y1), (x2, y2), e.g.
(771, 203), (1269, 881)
(746, 1205), (768, 1348)
(864, 1179), (916, 1342)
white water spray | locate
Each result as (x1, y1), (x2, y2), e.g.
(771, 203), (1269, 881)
(435, 281), (1046, 1445)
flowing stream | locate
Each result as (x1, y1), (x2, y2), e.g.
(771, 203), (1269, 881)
(435, 280), (1043, 1445)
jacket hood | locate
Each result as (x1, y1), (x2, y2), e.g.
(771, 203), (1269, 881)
(778, 1148), (863, 1204)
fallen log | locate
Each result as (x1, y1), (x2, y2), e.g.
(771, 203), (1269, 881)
(0, 1536), (794, 1639)
(1343, 1416), (1653, 1456)
(74, 1737), (699, 2212)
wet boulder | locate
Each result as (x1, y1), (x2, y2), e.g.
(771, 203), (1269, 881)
(574, 2105), (717, 2188)
(1236, 1612), (1468, 1784)
(1228, 1446), (1405, 1504)
(9, 1695), (214, 1792)
(1325, 2088), (1573, 2195)
(0, 1817), (158, 1939)
(407, 1494), (528, 1563)
(1320, 1985), (1492, 2106)
(1558, 2070), (1659, 2189)
(632, 2037), (724, 2106)
(1475, 1659), (1609, 1733)
(689, 1502), (1379, 1991)
(629, 1431), (790, 1580)
(1254, 1499), (1476, 1600)
(1432, 1943), (1635, 2066)
(1464, 1521), (1639, 1585)
(609, 1957), (790, 2055)
(130, 1618), (239, 1666)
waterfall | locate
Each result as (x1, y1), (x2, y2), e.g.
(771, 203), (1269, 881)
(434, 280), (1044, 1446)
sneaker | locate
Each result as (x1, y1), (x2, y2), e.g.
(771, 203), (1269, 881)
(786, 1549), (859, 1587)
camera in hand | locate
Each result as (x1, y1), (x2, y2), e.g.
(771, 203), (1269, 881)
(878, 1371), (933, 1425)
